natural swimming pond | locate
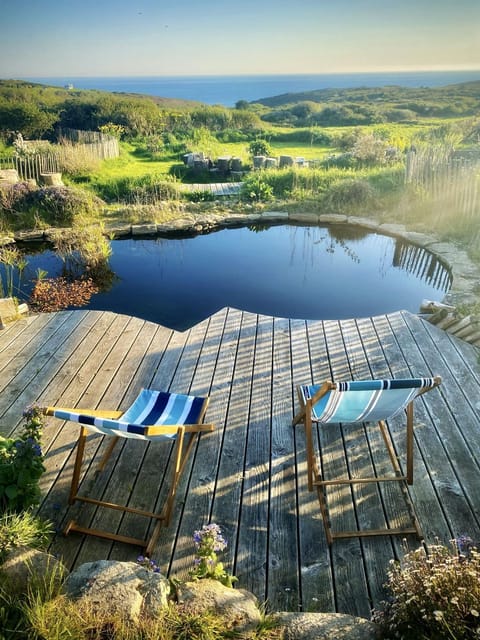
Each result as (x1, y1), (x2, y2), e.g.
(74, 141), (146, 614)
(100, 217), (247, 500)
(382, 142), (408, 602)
(13, 224), (452, 331)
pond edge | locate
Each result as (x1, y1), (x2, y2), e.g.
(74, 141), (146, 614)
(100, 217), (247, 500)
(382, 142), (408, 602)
(3, 210), (479, 310)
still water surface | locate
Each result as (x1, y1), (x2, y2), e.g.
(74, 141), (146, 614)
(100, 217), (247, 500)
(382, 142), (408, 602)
(17, 224), (451, 331)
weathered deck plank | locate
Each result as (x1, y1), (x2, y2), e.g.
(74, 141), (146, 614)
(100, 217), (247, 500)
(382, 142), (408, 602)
(1, 307), (479, 617)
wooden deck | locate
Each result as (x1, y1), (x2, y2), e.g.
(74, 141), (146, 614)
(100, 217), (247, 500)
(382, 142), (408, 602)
(181, 182), (242, 196)
(1, 307), (480, 617)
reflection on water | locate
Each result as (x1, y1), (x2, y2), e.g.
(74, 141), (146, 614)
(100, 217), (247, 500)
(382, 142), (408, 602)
(393, 240), (452, 291)
(10, 224), (451, 331)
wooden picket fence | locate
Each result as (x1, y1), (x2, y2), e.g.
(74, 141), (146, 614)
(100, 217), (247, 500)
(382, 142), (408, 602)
(0, 129), (120, 183)
(405, 150), (479, 219)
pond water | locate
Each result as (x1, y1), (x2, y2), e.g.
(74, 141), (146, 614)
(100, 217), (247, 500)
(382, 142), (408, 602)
(12, 224), (452, 331)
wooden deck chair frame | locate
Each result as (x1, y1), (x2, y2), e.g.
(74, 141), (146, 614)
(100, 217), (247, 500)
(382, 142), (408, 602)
(293, 376), (441, 545)
(44, 392), (213, 556)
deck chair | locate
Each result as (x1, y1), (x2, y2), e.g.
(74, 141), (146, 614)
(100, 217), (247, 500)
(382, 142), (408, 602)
(43, 388), (214, 555)
(293, 376), (441, 544)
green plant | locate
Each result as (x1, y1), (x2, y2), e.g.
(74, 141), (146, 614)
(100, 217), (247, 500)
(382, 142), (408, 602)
(249, 139), (271, 157)
(373, 539), (480, 639)
(27, 185), (104, 226)
(185, 189), (216, 203)
(49, 220), (112, 280)
(165, 605), (224, 640)
(241, 175), (274, 202)
(0, 511), (52, 562)
(191, 523), (237, 588)
(0, 406), (45, 513)
(320, 178), (377, 213)
(0, 245), (28, 299)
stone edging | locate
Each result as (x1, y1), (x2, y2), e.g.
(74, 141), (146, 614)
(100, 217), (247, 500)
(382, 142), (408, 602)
(3, 210), (479, 309)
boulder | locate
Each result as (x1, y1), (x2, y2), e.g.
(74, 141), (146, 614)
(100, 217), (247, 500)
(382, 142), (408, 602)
(0, 545), (68, 595)
(63, 560), (170, 623)
(177, 579), (261, 634)
(0, 169), (20, 185)
(39, 172), (64, 186)
(274, 611), (379, 640)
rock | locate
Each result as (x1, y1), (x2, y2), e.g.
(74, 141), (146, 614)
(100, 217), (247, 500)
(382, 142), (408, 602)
(319, 214), (348, 224)
(177, 579), (261, 634)
(0, 169), (20, 185)
(289, 212), (321, 223)
(105, 223), (132, 238)
(274, 611), (379, 640)
(260, 211), (289, 221)
(253, 155), (266, 169)
(0, 545), (68, 595)
(39, 172), (64, 187)
(279, 155), (294, 168)
(131, 223), (158, 236)
(13, 230), (46, 242)
(63, 560), (170, 622)
(378, 223), (406, 235)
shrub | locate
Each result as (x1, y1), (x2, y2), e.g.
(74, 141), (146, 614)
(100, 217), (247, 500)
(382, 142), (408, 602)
(373, 539), (480, 640)
(249, 139), (272, 157)
(185, 189), (216, 203)
(26, 186), (103, 226)
(49, 221), (113, 284)
(92, 174), (179, 204)
(241, 174), (274, 202)
(321, 178), (377, 213)
(0, 406), (45, 513)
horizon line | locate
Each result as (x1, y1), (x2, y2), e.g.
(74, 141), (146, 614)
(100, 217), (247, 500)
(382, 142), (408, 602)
(10, 67), (480, 80)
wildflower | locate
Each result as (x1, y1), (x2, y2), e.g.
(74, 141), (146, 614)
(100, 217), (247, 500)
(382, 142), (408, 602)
(190, 523), (236, 588)
(136, 555), (160, 573)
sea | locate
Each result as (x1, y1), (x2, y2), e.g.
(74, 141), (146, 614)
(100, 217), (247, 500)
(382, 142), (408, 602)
(20, 70), (480, 107)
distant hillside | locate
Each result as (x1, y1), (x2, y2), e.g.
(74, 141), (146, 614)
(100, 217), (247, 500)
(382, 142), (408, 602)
(0, 79), (201, 109)
(252, 80), (480, 108)
(251, 80), (480, 126)
(0, 79), (207, 138)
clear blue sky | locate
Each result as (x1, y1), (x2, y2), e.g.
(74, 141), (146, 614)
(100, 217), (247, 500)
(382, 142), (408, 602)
(1, 0), (479, 77)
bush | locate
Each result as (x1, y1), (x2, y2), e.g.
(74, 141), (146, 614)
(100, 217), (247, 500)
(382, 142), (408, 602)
(248, 139), (272, 157)
(185, 190), (216, 203)
(49, 221), (112, 281)
(27, 186), (104, 226)
(92, 174), (179, 204)
(374, 539), (480, 640)
(0, 406), (45, 513)
(241, 174), (274, 202)
(321, 178), (377, 213)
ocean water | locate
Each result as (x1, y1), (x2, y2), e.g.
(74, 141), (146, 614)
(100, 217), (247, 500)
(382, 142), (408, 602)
(21, 70), (480, 106)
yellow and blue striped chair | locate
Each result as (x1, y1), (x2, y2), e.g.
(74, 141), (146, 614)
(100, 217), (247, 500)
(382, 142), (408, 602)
(44, 388), (214, 555)
(293, 377), (441, 544)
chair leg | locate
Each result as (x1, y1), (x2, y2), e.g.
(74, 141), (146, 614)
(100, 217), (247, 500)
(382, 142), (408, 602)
(96, 435), (120, 474)
(313, 419), (422, 544)
(406, 402), (414, 484)
(69, 427), (88, 504)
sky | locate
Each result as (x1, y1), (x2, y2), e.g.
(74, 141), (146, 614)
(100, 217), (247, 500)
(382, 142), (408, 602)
(1, 0), (479, 78)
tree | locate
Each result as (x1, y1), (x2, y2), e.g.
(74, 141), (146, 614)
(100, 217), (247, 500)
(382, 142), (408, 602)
(0, 102), (58, 138)
(248, 139), (271, 157)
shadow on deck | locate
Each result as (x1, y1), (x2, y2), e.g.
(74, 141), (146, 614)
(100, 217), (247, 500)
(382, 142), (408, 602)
(1, 307), (479, 617)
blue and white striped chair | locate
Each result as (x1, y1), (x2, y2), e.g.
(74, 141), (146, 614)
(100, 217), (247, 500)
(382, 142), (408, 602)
(293, 377), (441, 544)
(44, 388), (214, 555)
